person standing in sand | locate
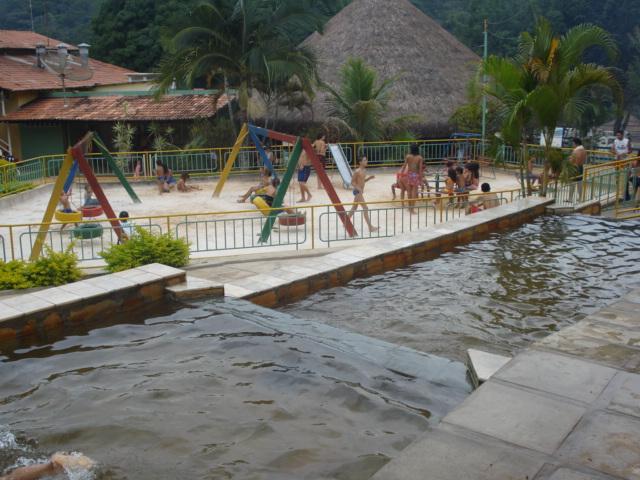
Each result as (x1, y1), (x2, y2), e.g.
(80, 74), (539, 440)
(312, 133), (328, 190)
(400, 144), (424, 214)
(297, 150), (312, 202)
(348, 155), (378, 232)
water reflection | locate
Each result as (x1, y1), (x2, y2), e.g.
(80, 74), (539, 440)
(282, 215), (640, 361)
(0, 300), (468, 479)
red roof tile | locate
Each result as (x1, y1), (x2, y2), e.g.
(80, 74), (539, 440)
(0, 54), (135, 91)
(0, 29), (74, 50)
(3, 94), (231, 122)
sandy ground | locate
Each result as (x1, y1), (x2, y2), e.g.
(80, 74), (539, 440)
(0, 166), (522, 263)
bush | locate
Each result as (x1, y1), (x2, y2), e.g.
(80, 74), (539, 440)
(100, 227), (190, 273)
(0, 246), (82, 290)
(24, 245), (82, 287)
(0, 260), (31, 290)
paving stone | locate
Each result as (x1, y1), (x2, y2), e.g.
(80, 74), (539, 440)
(223, 283), (255, 298)
(111, 270), (162, 286)
(135, 263), (185, 278)
(59, 281), (108, 300)
(84, 275), (137, 292)
(444, 381), (586, 455)
(165, 275), (223, 300)
(0, 304), (23, 322)
(543, 468), (609, 480)
(573, 320), (640, 348)
(588, 309), (638, 331)
(31, 287), (83, 307)
(538, 324), (640, 372)
(466, 349), (511, 386)
(496, 350), (616, 403)
(243, 273), (288, 289)
(559, 410), (640, 479)
(370, 427), (547, 480)
(1, 294), (55, 314)
(607, 372), (640, 419)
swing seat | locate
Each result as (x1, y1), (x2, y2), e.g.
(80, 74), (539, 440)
(81, 205), (104, 218)
(55, 210), (82, 223)
(71, 223), (104, 239)
(252, 196), (271, 216)
(278, 213), (306, 226)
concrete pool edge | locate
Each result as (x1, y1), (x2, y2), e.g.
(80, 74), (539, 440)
(223, 197), (554, 307)
(0, 263), (209, 346)
(370, 289), (640, 480)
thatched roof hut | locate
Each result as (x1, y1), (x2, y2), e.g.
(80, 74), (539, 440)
(301, 0), (480, 124)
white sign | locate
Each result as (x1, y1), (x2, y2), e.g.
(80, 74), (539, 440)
(540, 128), (564, 148)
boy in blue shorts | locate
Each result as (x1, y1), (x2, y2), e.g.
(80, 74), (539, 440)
(297, 150), (312, 202)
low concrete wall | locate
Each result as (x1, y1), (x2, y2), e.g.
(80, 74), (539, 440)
(222, 198), (553, 308)
(0, 263), (185, 348)
(0, 182), (53, 210)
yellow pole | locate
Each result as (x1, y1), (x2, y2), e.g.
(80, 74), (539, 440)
(213, 124), (249, 198)
(30, 150), (74, 261)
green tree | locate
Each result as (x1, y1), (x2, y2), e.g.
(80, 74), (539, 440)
(91, 0), (198, 72)
(324, 58), (399, 142)
(483, 18), (622, 195)
(518, 19), (622, 192)
(156, 0), (322, 123)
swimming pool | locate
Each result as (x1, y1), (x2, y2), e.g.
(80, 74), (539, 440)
(282, 215), (640, 362)
(0, 299), (468, 479)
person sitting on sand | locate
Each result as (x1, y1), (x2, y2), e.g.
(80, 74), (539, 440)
(348, 155), (378, 232)
(177, 173), (201, 192)
(254, 177), (296, 214)
(238, 167), (272, 203)
(118, 210), (134, 243)
(0, 452), (95, 480)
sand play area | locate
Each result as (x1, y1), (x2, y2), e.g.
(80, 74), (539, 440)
(0, 166), (522, 263)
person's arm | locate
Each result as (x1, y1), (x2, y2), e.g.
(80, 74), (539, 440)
(1, 460), (60, 480)
(628, 141), (633, 154)
(365, 175), (375, 182)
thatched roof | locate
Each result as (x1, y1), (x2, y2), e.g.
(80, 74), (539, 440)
(301, 0), (480, 123)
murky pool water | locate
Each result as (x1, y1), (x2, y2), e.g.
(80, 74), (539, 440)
(283, 215), (640, 362)
(0, 300), (468, 479)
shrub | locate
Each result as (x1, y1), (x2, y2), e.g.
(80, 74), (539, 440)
(0, 260), (31, 290)
(24, 245), (82, 287)
(0, 246), (82, 290)
(100, 227), (190, 273)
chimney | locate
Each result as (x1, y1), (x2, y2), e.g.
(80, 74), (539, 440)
(78, 43), (90, 68)
(35, 43), (46, 68)
(57, 43), (68, 67)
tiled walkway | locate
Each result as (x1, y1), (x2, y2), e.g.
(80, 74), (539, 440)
(371, 289), (640, 479)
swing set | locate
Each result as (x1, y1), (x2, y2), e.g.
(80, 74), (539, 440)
(213, 123), (357, 243)
(30, 132), (141, 261)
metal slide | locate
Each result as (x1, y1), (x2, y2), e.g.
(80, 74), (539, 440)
(328, 144), (353, 189)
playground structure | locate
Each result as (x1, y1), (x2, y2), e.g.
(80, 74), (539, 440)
(30, 133), (141, 260)
(214, 124), (357, 242)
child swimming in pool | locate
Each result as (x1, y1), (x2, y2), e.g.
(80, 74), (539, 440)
(0, 453), (95, 480)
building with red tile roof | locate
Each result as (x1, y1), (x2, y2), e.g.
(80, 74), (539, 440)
(0, 30), (233, 161)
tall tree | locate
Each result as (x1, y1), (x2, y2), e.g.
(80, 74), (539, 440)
(156, 0), (322, 123)
(483, 17), (623, 194)
(91, 0), (198, 72)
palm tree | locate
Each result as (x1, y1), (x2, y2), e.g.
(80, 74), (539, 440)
(483, 18), (623, 195)
(156, 0), (322, 124)
(324, 58), (402, 142)
(517, 18), (622, 193)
